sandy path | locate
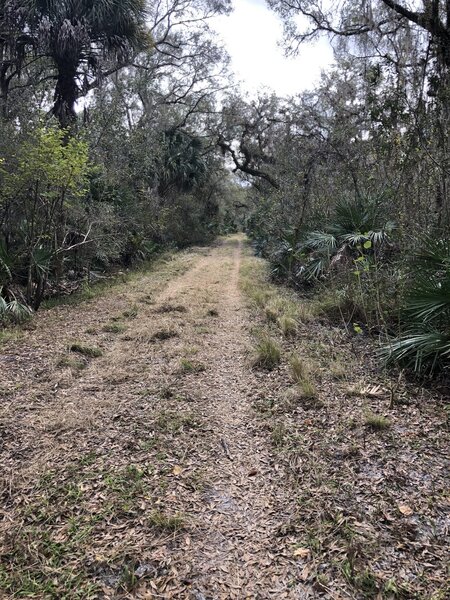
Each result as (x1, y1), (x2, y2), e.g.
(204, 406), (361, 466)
(0, 237), (304, 599)
(160, 237), (301, 598)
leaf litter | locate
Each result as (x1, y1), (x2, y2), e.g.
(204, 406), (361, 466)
(0, 237), (448, 599)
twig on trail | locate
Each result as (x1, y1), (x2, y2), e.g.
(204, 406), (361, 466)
(220, 437), (233, 461)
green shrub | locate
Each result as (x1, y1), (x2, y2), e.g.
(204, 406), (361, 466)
(380, 238), (450, 373)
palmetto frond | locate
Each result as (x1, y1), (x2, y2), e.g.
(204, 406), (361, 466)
(381, 237), (450, 373)
(303, 231), (337, 252)
(340, 232), (368, 246)
(159, 130), (207, 193)
(415, 236), (450, 270)
(5, 298), (32, 322)
(380, 330), (450, 373)
(295, 198), (394, 283)
(0, 286), (32, 323)
(299, 256), (329, 281)
(406, 276), (450, 323)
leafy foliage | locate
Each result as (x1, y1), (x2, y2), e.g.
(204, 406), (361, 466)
(268, 198), (395, 286)
(381, 238), (450, 373)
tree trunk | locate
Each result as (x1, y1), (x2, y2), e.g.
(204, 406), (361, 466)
(52, 64), (79, 129)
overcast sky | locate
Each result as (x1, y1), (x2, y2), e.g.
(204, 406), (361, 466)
(212, 0), (334, 96)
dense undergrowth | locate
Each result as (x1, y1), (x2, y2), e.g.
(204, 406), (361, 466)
(247, 199), (450, 378)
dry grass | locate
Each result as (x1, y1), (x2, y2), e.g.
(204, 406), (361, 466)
(289, 354), (308, 383)
(0, 238), (447, 600)
(298, 378), (318, 400)
(278, 315), (297, 337)
(148, 511), (186, 531)
(252, 334), (281, 370)
(239, 246), (448, 599)
(330, 360), (347, 380)
(364, 412), (391, 431)
(289, 354), (318, 399)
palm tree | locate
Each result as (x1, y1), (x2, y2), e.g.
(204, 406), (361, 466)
(28, 0), (150, 128)
(158, 129), (207, 194)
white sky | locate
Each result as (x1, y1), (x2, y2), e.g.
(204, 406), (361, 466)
(212, 0), (334, 96)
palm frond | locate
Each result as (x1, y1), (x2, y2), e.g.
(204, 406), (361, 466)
(414, 236), (450, 270)
(406, 276), (450, 322)
(303, 231), (337, 252)
(6, 299), (32, 322)
(300, 256), (329, 281)
(0, 295), (8, 315)
(380, 330), (450, 373)
(340, 232), (367, 246)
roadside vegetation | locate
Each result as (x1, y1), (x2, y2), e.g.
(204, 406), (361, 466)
(240, 247), (448, 599)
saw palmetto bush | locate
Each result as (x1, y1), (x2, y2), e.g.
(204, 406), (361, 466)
(267, 199), (397, 327)
(0, 243), (32, 324)
(296, 198), (395, 282)
(380, 238), (450, 374)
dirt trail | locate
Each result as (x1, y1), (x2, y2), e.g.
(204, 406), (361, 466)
(0, 237), (303, 599)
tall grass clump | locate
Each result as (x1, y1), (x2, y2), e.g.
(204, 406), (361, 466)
(252, 334), (281, 370)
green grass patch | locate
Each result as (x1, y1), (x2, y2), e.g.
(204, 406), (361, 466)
(122, 306), (138, 319)
(364, 412), (391, 431)
(102, 323), (126, 334)
(156, 303), (187, 314)
(57, 356), (86, 370)
(0, 327), (24, 346)
(69, 343), (103, 358)
(179, 359), (205, 373)
(155, 411), (198, 433)
(148, 511), (185, 531)
(151, 328), (178, 341)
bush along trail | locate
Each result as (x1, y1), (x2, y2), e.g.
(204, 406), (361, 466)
(0, 236), (448, 599)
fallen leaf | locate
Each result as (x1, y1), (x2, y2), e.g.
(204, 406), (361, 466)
(293, 547), (310, 558)
(300, 563), (312, 581)
(398, 504), (413, 516)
